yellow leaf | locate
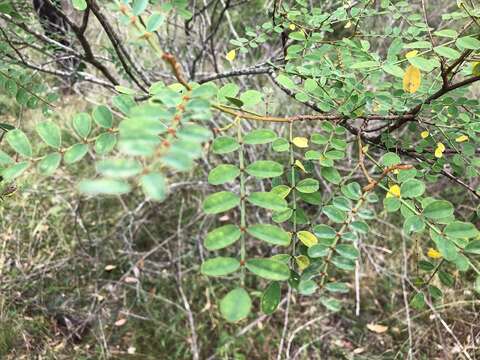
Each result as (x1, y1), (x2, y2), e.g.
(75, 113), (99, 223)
(292, 137), (309, 148)
(226, 49), (236, 61)
(473, 62), (480, 76)
(434, 142), (445, 158)
(367, 323), (389, 334)
(344, 20), (352, 29)
(386, 184), (401, 198)
(295, 160), (307, 173)
(420, 130), (429, 139)
(297, 230), (318, 247)
(403, 65), (421, 93)
(289, 23), (296, 30)
(455, 135), (469, 143)
(405, 50), (418, 59)
(427, 248), (442, 259)
(295, 255), (310, 271)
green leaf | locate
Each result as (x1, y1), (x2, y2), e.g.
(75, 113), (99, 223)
(296, 178), (319, 193)
(220, 288), (251, 322)
(320, 297), (341, 312)
(1, 161), (29, 181)
(403, 215), (425, 234)
(246, 224), (291, 246)
(410, 292), (425, 310)
(93, 105), (113, 128)
(456, 36), (480, 50)
(201, 257), (240, 276)
(37, 152), (61, 176)
(246, 258), (290, 281)
(96, 159), (142, 178)
(146, 12), (165, 32)
(313, 224), (337, 239)
(78, 179), (131, 195)
(204, 224), (241, 250)
(423, 200), (454, 220)
(431, 232), (458, 261)
(72, 113), (92, 138)
(381, 152), (400, 166)
(132, 0), (149, 15)
(72, 0), (87, 10)
(64, 143), (88, 164)
(383, 64), (404, 78)
(240, 90), (263, 106)
(5, 129), (32, 157)
(407, 56), (439, 72)
(272, 138), (289, 152)
(208, 164), (240, 185)
(275, 74), (296, 89)
(321, 167), (341, 184)
(341, 182), (362, 200)
(465, 240), (480, 255)
(350, 61), (379, 69)
(140, 172), (166, 201)
(0, 150), (14, 165)
(212, 136), (239, 154)
(444, 221), (478, 239)
(336, 244), (359, 260)
(178, 125), (212, 142)
(244, 129), (276, 145)
(36, 121), (61, 148)
(246, 160), (283, 179)
(400, 178), (425, 198)
(322, 205), (347, 223)
(433, 46), (460, 60)
(307, 244), (329, 258)
(350, 220), (369, 234)
(298, 280), (318, 295)
(203, 191), (239, 214)
(247, 192), (288, 211)
(261, 282), (281, 315)
(95, 133), (117, 154)
(434, 29), (457, 38)
(325, 282), (349, 293)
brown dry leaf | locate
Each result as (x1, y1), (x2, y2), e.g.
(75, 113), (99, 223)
(403, 65), (421, 93)
(367, 323), (389, 333)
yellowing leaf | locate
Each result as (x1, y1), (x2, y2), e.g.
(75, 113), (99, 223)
(295, 160), (307, 173)
(367, 323), (389, 334)
(405, 50), (418, 59)
(455, 135), (469, 143)
(226, 49), (236, 62)
(472, 62), (480, 76)
(297, 230), (318, 247)
(427, 248), (442, 259)
(420, 130), (429, 139)
(295, 255), (310, 271)
(292, 137), (309, 148)
(289, 23), (296, 30)
(435, 142), (445, 158)
(403, 65), (421, 93)
(344, 20), (352, 29)
(386, 184), (401, 198)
